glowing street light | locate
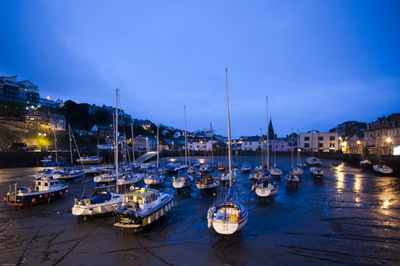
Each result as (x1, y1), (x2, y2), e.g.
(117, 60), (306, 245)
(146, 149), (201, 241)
(386, 137), (392, 144)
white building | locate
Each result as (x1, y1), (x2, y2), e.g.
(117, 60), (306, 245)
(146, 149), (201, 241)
(240, 136), (263, 151)
(299, 131), (338, 152)
(187, 139), (216, 151)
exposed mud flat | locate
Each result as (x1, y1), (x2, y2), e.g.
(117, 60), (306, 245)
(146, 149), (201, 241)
(0, 156), (399, 265)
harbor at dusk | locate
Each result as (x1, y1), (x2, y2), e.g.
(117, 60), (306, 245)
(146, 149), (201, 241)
(1, 0), (400, 265)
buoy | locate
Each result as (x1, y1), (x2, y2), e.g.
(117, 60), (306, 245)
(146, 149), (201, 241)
(57, 211), (60, 215)
(32, 198), (36, 203)
(3, 197), (6, 202)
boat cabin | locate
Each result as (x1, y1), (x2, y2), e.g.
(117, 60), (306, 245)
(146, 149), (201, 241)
(35, 179), (62, 192)
(123, 188), (161, 211)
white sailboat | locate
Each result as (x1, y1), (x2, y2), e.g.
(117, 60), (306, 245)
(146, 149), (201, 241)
(207, 69), (248, 235)
(270, 129), (283, 177)
(291, 132), (304, 176)
(172, 106), (194, 189)
(143, 124), (166, 186)
(252, 96), (279, 198)
(72, 89), (123, 217)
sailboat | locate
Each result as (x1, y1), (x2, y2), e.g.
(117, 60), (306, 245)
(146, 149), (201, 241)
(143, 124), (166, 186)
(270, 135), (283, 178)
(207, 69), (248, 235)
(249, 129), (266, 182)
(72, 89), (123, 217)
(292, 134), (304, 176)
(252, 96), (279, 198)
(172, 106), (194, 189)
(284, 132), (301, 185)
(372, 144), (393, 175)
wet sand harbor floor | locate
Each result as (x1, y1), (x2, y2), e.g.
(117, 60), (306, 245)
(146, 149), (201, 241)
(0, 155), (399, 265)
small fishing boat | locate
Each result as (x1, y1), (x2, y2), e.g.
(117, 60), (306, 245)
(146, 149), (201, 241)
(83, 165), (102, 175)
(298, 162), (307, 168)
(116, 172), (144, 186)
(360, 159), (372, 168)
(305, 157), (322, 166)
(72, 190), (123, 216)
(254, 165), (263, 173)
(241, 163), (251, 173)
(373, 163), (394, 175)
(310, 167), (325, 178)
(165, 163), (180, 174)
(270, 166), (283, 177)
(196, 174), (219, 190)
(172, 172), (194, 189)
(220, 170), (237, 182)
(143, 169), (165, 186)
(252, 177), (279, 197)
(53, 168), (84, 181)
(5, 177), (68, 206)
(35, 168), (54, 180)
(76, 155), (103, 165)
(199, 164), (210, 174)
(113, 187), (174, 229)
(284, 172), (300, 186)
(249, 171), (264, 182)
(292, 167), (304, 176)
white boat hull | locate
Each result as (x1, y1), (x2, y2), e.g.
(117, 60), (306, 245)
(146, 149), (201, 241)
(72, 195), (123, 216)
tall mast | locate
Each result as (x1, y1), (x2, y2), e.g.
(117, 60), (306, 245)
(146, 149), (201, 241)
(131, 122), (135, 164)
(210, 122), (214, 169)
(184, 106), (188, 166)
(291, 129), (294, 169)
(225, 69), (232, 187)
(156, 124), (160, 168)
(297, 133), (300, 164)
(260, 128), (264, 167)
(266, 96), (270, 171)
(69, 124), (73, 165)
(115, 89), (119, 193)
(54, 121), (57, 163)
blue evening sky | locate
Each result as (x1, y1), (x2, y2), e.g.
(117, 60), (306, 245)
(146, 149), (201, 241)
(1, 0), (399, 137)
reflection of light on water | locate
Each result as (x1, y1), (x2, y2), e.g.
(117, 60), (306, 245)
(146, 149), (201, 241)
(199, 159), (206, 164)
(355, 197), (361, 203)
(170, 158), (176, 162)
(353, 174), (362, 193)
(382, 200), (390, 209)
(336, 172), (345, 191)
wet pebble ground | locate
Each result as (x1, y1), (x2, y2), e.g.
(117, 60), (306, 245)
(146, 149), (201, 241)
(0, 155), (399, 265)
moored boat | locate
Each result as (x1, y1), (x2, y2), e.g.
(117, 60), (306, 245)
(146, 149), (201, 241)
(252, 177), (279, 198)
(5, 177), (68, 206)
(373, 163), (394, 175)
(76, 155), (103, 165)
(113, 187), (174, 229)
(284, 172), (300, 186)
(310, 167), (325, 178)
(172, 172), (193, 189)
(72, 190), (123, 216)
(241, 163), (251, 173)
(53, 168), (84, 181)
(305, 157), (322, 166)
